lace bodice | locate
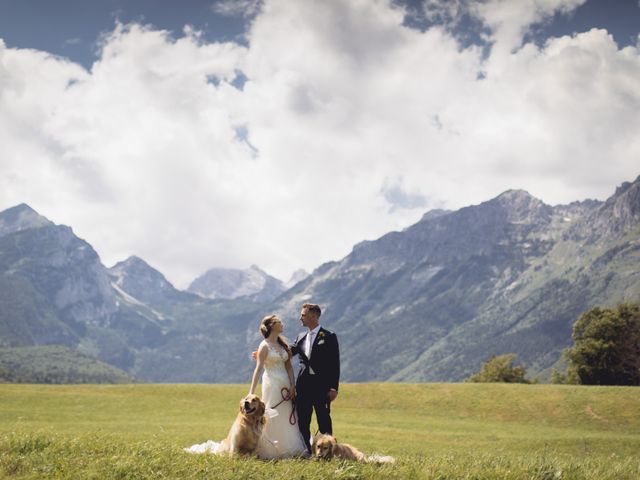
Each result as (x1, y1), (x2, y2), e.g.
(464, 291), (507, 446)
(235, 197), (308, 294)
(261, 340), (289, 385)
(262, 340), (288, 366)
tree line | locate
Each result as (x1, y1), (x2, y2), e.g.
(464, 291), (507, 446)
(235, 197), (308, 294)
(467, 302), (640, 386)
(0, 345), (134, 384)
(0, 366), (132, 384)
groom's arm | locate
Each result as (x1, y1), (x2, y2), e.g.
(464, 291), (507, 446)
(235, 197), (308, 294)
(327, 333), (340, 392)
(290, 334), (301, 357)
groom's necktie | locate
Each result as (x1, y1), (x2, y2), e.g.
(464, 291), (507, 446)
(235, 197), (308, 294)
(305, 330), (316, 374)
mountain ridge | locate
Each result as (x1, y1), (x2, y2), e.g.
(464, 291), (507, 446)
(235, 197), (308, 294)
(1, 174), (639, 383)
(254, 175), (640, 382)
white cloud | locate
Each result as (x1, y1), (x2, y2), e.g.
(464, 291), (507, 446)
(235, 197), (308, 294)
(0, 0), (639, 288)
(420, 0), (588, 43)
(470, 0), (587, 52)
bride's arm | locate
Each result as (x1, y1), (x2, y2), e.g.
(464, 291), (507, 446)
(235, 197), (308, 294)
(249, 344), (268, 395)
(284, 358), (296, 396)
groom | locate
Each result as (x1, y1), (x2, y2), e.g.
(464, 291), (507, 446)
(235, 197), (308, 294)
(290, 303), (340, 454)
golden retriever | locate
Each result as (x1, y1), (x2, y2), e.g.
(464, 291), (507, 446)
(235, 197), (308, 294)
(218, 394), (266, 456)
(313, 433), (395, 463)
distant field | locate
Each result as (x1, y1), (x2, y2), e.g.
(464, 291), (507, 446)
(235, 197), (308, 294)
(0, 383), (638, 479)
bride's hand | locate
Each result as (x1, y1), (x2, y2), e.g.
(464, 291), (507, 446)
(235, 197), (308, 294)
(289, 387), (296, 400)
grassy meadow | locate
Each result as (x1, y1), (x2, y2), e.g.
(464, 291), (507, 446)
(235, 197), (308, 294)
(0, 383), (639, 479)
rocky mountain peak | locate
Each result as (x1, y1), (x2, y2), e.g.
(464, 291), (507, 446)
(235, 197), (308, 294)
(612, 174), (640, 197)
(419, 209), (452, 223)
(495, 189), (543, 206)
(109, 255), (184, 307)
(611, 174), (640, 204)
(350, 189), (554, 267)
(487, 189), (552, 223)
(126, 254), (144, 263)
(110, 256), (171, 287)
(590, 175), (640, 235)
(187, 265), (285, 302)
(5, 203), (36, 214)
(0, 203), (53, 237)
(285, 269), (310, 288)
(115, 255), (149, 270)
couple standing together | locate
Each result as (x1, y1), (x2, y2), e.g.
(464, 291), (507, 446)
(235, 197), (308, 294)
(249, 303), (340, 458)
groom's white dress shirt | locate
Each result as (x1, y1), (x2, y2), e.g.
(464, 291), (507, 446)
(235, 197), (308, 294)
(305, 325), (321, 374)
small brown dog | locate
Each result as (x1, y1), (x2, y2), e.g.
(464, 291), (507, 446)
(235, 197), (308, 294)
(219, 394), (266, 456)
(314, 433), (364, 461)
(313, 433), (395, 463)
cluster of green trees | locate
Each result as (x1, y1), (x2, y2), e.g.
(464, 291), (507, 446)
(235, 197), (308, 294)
(0, 346), (134, 384)
(553, 303), (640, 385)
(466, 353), (533, 384)
(468, 303), (640, 386)
(0, 366), (130, 384)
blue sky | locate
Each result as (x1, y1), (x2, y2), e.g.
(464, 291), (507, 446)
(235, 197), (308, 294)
(1, 0), (638, 68)
(0, 0), (639, 287)
(0, 0), (247, 69)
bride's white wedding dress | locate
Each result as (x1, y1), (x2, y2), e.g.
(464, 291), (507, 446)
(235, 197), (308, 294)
(254, 340), (307, 458)
(185, 340), (307, 459)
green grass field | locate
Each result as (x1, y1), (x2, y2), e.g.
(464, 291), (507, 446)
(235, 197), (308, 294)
(0, 383), (638, 479)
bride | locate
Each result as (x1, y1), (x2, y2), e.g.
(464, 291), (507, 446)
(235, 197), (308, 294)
(185, 314), (306, 459)
(249, 314), (307, 459)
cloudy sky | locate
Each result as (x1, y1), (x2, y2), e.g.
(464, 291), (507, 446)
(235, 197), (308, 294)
(1, 0), (639, 288)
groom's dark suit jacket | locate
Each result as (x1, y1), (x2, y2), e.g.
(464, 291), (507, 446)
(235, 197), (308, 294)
(291, 327), (340, 392)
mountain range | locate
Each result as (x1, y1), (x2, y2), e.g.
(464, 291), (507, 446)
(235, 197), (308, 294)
(263, 178), (640, 381)
(0, 205), (259, 382)
(1, 174), (639, 383)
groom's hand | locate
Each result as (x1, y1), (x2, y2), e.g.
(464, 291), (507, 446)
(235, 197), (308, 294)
(328, 389), (338, 402)
(251, 350), (257, 361)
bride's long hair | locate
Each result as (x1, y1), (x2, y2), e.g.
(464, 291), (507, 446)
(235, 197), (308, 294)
(261, 314), (290, 354)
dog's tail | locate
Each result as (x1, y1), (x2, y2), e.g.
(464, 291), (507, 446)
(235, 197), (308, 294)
(365, 454), (395, 464)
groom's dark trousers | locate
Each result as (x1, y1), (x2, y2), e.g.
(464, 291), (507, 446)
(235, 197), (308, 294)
(295, 371), (332, 452)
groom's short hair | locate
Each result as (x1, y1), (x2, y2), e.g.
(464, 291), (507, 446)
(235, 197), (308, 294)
(303, 303), (321, 317)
